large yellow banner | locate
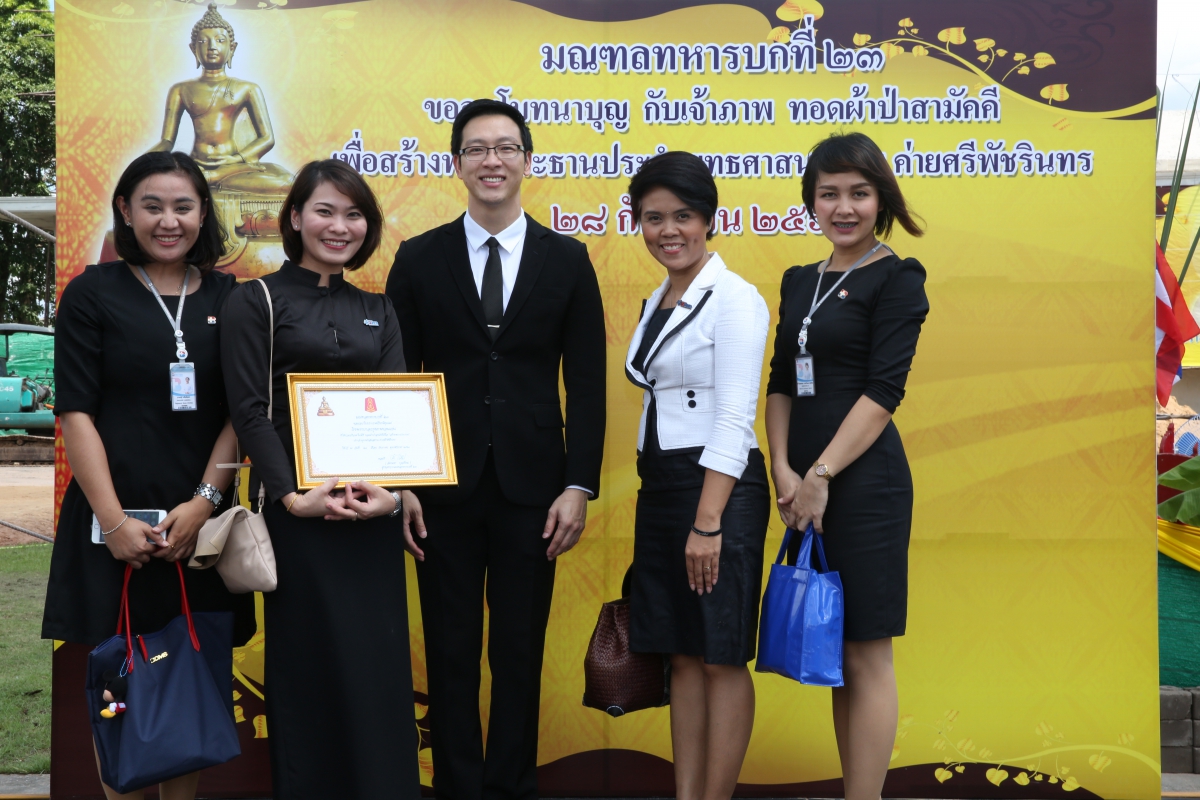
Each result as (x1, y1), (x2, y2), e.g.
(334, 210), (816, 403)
(55, 0), (1158, 796)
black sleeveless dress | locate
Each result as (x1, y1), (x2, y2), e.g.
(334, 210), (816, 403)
(766, 255), (928, 641)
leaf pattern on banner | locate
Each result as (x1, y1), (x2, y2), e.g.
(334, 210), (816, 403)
(937, 26), (966, 45)
(776, 0), (822, 21)
(1041, 84), (1070, 103)
(892, 709), (1159, 795)
(845, 16), (1059, 99)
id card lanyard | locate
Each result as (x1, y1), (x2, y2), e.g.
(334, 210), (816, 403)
(795, 240), (887, 397)
(137, 265), (197, 411)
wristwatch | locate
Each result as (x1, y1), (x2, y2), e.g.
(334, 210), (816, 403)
(812, 461), (834, 481)
(194, 482), (224, 508)
(389, 490), (403, 517)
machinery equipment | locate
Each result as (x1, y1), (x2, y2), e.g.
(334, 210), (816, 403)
(0, 324), (55, 438)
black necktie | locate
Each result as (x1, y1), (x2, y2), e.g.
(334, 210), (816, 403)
(481, 236), (503, 339)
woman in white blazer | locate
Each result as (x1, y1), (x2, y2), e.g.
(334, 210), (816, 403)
(624, 151), (770, 800)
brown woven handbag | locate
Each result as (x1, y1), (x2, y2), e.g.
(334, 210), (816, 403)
(582, 569), (670, 717)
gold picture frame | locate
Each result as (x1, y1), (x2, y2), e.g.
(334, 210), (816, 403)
(286, 372), (457, 490)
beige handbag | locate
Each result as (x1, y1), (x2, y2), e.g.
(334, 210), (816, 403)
(188, 278), (278, 593)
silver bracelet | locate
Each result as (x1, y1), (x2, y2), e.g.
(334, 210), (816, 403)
(388, 490), (403, 517)
(194, 483), (224, 508)
(102, 515), (129, 537)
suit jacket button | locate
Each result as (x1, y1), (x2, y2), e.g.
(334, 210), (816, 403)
(484, 396), (491, 405)
(687, 400), (697, 408)
(490, 352), (499, 361)
(686, 390), (695, 398)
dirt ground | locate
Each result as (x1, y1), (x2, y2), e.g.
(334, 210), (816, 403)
(0, 466), (54, 546)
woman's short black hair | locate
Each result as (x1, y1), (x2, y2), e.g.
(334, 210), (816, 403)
(627, 151), (719, 240)
(111, 152), (226, 273)
(450, 99), (534, 156)
(280, 159), (383, 271)
(802, 132), (924, 238)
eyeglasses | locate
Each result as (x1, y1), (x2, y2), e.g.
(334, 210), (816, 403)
(457, 144), (526, 162)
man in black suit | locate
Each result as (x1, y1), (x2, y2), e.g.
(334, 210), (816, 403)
(385, 100), (606, 800)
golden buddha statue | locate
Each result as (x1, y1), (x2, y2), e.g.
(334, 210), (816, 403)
(149, 3), (292, 195)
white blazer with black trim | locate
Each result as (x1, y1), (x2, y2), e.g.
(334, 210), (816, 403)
(625, 252), (770, 479)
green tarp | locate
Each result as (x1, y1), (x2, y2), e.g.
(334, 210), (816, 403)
(1161, 551), (1200, 686)
(4, 332), (52, 383)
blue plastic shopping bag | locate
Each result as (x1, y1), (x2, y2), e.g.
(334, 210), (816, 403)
(88, 563), (240, 793)
(755, 524), (844, 686)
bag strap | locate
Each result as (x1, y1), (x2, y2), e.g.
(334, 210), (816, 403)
(773, 528), (794, 565)
(253, 278), (274, 513)
(116, 564), (136, 672)
(115, 561), (202, 670)
(775, 524), (829, 572)
(809, 524), (831, 573)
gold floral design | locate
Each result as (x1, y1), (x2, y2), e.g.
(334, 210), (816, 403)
(776, 0), (823, 22)
(890, 710), (1156, 793)
(1040, 83), (1070, 104)
(758, 12), (1070, 107)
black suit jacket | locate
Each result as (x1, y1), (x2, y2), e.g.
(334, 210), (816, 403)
(385, 213), (606, 507)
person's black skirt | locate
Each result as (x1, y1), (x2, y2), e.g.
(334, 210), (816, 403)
(629, 447), (770, 666)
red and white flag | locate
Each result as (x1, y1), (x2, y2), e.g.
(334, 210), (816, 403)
(1156, 245), (1200, 405)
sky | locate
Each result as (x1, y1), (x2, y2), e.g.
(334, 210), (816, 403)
(1159, 0), (1200, 111)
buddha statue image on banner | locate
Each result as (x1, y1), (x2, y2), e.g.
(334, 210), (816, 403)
(138, 3), (293, 278)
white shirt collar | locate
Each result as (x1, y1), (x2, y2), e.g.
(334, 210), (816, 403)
(464, 210), (527, 255)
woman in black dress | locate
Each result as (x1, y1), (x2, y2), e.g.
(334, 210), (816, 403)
(765, 132), (928, 800)
(43, 152), (255, 800)
(221, 159), (420, 799)
(624, 152), (771, 799)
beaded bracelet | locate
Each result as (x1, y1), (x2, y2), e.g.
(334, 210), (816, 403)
(102, 515), (129, 538)
(690, 524), (723, 537)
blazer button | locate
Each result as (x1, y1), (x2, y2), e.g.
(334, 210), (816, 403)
(490, 352), (499, 361)
(328, 321), (335, 327)
(686, 390), (695, 398)
(688, 400), (697, 408)
(484, 396), (491, 405)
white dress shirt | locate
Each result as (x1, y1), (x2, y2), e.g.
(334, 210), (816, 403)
(463, 209), (526, 312)
(462, 208), (593, 498)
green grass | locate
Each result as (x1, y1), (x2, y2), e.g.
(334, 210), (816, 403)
(0, 543), (52, 773)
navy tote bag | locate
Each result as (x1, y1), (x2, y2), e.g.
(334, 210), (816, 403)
(755, 524), (844, 686)
(88, 562), (240, 793)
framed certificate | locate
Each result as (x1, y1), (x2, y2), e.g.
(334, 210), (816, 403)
(286, 373), (457, 489)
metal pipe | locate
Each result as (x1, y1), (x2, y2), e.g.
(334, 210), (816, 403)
(0, 206), (55, 244)
(0, 519), (53, 543)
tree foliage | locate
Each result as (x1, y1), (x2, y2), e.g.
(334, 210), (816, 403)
(0, 0), (54, 325)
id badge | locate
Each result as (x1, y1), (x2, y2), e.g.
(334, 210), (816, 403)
(170, 362), (198, 411)
(795, 355), (815, 397)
